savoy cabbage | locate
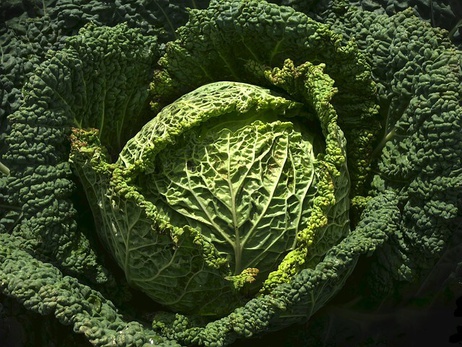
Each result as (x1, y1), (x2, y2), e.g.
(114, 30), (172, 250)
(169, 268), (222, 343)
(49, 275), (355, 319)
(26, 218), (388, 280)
(0, 0), (461, 346)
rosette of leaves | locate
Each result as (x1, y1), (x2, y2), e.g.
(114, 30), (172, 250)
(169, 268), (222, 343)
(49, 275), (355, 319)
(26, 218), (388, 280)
(1, 0), (460, 346)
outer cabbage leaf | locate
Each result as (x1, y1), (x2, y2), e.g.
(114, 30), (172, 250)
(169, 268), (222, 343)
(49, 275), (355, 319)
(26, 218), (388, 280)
(0, 232), (179, 347)
(272, 0), (462, 43)
(0, 22), (169, 346)
(320, 4), (462, 297)
(0, 0), (210, 125)
(0, 23), (157, 280)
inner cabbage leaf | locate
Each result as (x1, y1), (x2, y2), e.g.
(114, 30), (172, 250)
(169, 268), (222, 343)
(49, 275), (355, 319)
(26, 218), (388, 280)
(145, 118), (319, 288)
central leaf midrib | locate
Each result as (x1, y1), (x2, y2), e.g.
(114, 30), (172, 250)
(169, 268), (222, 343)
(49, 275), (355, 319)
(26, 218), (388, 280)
(225, 132), (242, 274)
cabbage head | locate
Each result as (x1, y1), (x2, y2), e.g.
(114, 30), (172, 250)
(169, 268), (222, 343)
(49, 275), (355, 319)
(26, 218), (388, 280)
(71, 62), (353, 315)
